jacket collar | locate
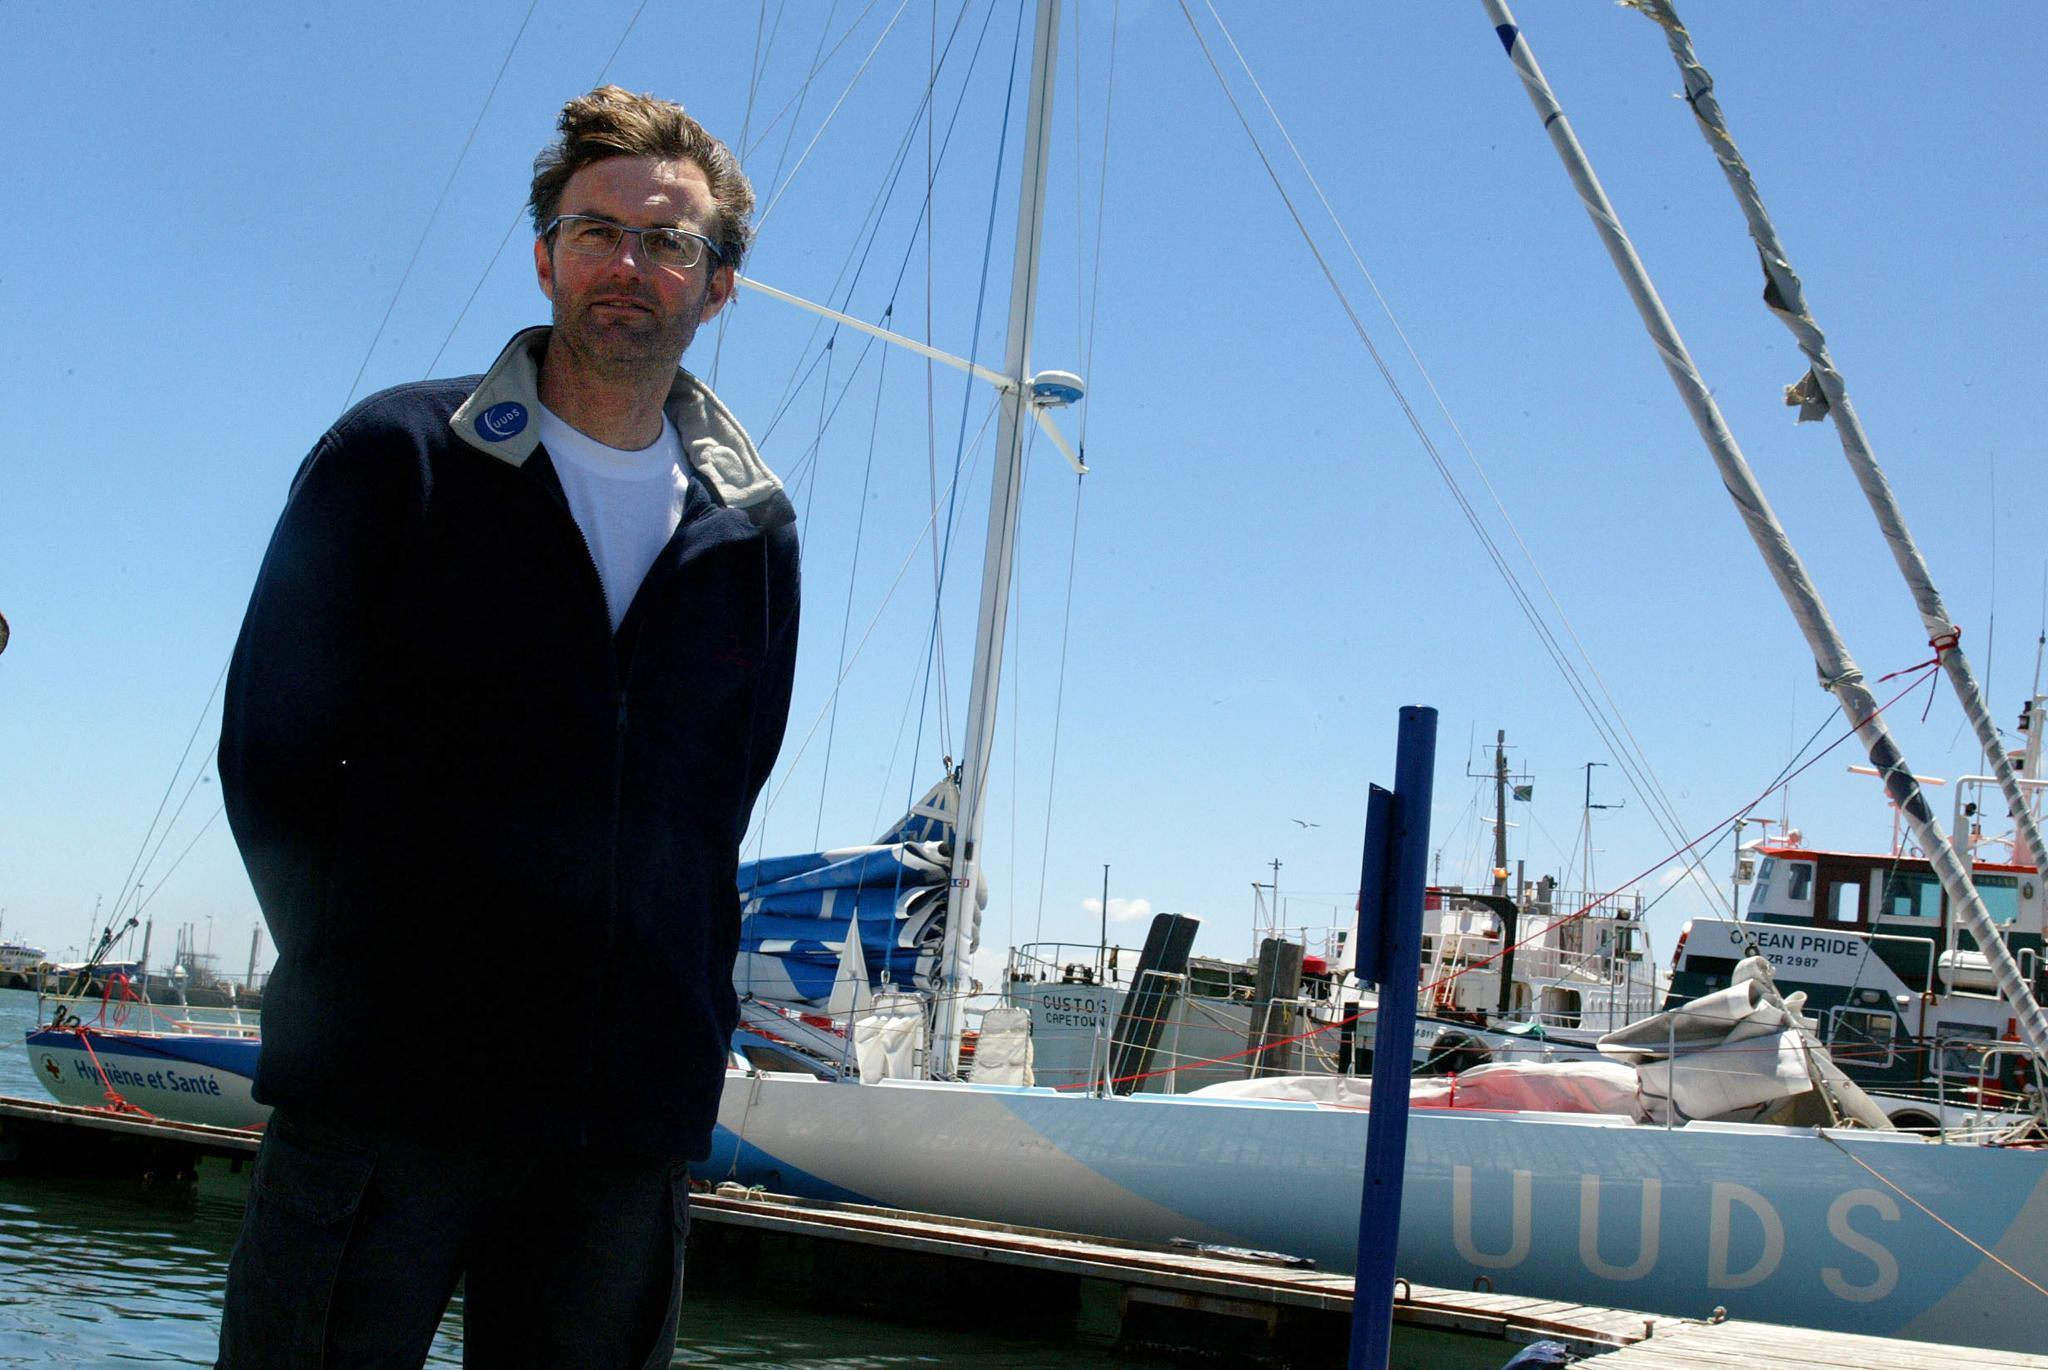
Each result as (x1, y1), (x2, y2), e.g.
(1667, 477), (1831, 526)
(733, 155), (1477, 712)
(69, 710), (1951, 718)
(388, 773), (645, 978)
(448, 326), (783, 510)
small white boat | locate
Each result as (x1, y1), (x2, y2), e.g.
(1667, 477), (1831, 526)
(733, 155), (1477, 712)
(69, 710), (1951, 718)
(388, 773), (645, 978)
(26, 1017), (266, 1131)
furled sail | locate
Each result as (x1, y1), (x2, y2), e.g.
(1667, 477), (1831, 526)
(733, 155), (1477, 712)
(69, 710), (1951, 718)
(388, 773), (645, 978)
(732, 772), (981, 1008)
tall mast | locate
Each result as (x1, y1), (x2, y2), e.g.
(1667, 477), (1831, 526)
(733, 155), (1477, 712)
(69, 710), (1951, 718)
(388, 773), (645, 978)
(1491, 731), (1509, 898)
(931, 0), (1064, 1077)
(1629, 0), (2048, 884)
(1482, 1), (2048, 1073)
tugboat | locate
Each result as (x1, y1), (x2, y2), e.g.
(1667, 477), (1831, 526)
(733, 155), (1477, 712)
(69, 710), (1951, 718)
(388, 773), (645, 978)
(1668, 695), (2047, 1130)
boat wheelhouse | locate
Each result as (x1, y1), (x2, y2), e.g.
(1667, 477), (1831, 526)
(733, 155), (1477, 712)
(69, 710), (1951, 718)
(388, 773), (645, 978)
(1669, 841), (2043, 1128)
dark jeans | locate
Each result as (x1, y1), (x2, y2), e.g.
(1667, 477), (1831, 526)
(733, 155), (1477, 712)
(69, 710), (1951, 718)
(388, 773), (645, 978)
(217, 1111), (690, 1368)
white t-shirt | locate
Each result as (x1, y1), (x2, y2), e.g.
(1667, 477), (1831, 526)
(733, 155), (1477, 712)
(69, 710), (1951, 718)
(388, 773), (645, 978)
(536, 404), (689, 632)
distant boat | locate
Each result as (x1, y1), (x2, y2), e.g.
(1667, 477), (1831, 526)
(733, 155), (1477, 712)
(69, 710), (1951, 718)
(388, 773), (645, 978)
(0, 942), (48, 990)
(23, 998), (833, 1132)
(26, 1013), (265, 1130)
(1671, 729), (2048, 1134)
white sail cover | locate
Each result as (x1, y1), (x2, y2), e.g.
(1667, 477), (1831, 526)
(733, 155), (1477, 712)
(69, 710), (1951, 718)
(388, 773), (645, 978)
(1598, 954), (1890, 1127)
(968, 1006), (1035, 1086)
(1598, 978), (1809, 1124)
(854, 993), (928, 1083)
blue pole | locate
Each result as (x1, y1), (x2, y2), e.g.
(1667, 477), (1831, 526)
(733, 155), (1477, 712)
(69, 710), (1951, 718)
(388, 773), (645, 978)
(1348, 705), (1438, 1369)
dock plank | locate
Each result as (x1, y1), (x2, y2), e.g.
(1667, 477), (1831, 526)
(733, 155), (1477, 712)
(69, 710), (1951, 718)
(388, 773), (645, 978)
(1590, 1318), (2048, 1369)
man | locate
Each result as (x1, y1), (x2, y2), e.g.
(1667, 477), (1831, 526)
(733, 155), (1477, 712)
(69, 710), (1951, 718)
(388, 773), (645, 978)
(216, 87), (798, 1367)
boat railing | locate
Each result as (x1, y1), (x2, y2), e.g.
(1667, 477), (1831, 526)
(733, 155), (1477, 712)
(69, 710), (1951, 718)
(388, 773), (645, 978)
(1116, 990), (1343, 1093)
(1529, 938), (1657, 990)
(1006, 941), (1132, 991)
(32, 971), (264, 1038)
(1931, 1040), (2043, 1140)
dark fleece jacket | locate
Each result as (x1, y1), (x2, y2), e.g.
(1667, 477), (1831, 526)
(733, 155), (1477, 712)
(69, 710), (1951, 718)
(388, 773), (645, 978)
(220, 329), (799, 1160)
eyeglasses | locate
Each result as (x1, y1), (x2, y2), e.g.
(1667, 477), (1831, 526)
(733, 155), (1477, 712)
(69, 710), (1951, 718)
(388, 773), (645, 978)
(542, 214), (723, 271)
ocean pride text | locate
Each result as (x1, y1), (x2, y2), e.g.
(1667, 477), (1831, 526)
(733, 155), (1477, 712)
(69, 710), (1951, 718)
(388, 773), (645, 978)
(1748, 929), (1865, 957)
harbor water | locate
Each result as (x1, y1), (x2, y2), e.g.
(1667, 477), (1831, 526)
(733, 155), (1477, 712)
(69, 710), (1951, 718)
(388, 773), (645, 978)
(0, 988), (1138, 1366)
(2, 988), (1527, 1368)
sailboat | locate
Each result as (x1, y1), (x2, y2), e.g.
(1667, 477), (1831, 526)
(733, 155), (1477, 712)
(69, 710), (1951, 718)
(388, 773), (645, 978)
(707, 0), (2048, 1351)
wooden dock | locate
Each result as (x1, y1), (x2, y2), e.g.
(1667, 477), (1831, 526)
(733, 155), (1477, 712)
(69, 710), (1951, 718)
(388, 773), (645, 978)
(4, 1094), (2044, 1367)
(1589, 1319), (2048, 1369)
(690, 1183), (1662, 1363)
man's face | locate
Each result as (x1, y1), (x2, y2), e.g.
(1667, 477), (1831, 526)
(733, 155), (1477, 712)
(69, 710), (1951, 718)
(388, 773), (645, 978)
(534, 155), (734, 373)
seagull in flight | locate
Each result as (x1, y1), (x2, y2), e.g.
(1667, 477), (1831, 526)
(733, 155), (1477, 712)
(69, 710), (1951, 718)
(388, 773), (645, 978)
(1291, 818), (1320, 829)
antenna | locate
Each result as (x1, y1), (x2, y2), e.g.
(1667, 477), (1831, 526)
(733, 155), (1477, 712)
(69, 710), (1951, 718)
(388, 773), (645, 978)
(1580, 761), (1622, 902)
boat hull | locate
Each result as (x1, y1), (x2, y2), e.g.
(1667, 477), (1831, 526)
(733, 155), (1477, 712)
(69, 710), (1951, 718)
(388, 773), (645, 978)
(707, 1074), (2048, 1352)
(25, 1027), (268, 1130)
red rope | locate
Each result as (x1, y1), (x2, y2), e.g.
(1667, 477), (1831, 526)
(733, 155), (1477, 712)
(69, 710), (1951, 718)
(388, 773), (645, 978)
(95, 972), (142, 1030)
(1878, 628), (1960, 682)
(69, 1027), (158, 1120)
(1065, 661), (1947, 1093)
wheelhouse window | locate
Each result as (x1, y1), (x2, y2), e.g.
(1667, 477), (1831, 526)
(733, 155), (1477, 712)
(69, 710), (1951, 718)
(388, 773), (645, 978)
(1826, 1007), (1899, 1068)
(1934, 1022), (1998, 1078)
(1880, 869), (1942, 921)
(1976, 874), (2019, 927)
(1785, 861), (1814, 903)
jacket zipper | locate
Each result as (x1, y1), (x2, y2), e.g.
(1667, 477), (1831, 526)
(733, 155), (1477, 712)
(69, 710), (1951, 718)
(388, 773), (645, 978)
(533, 458), (625, 1129)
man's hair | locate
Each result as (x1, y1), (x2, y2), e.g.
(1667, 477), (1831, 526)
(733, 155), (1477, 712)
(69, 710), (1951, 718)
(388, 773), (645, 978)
(529, 86), (755, 275)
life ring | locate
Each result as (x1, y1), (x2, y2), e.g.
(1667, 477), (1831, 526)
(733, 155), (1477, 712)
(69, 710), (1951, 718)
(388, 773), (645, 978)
(1420, 1029), (1491, 1077)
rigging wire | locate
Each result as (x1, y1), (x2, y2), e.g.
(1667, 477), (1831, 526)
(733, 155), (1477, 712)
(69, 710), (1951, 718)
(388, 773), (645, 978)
(757, 10), (990, 462)
(1821, 1133), (2048, 1302)
(893, 0), (1032, 853)
(1182, 0), (1730, 915)
(754, 0), (918, 232)
(1031, 474), (1087, 946)
(131, 807), (228, 922)
(758, 0), (846, 248)
(421, 0), (653, 379)
(710, 0), (788, 384)
(1005, 428), (1035, 955)
(1026, 0), (1115, 945)
(796, 335), (838, 550)
(717, 0), (902, 391)
(341, 0), (543, 409)
(1028, 1), (1117, 944)
(741, 0), (887, 163)
(715, 0), (903, 383)
(923, 0), (945, 778)
(98, 659), (229, 941)
(815, 323), (899, 846)
(1079, 0), (1118, 438)
(1201, 0), (1713, 904)
(755, 395), (1005, 839)
(746, 2), (1009, 838)
(128, 745), (221, 914)
(753, 0), (993, 454)
(735, 0), (783, 161)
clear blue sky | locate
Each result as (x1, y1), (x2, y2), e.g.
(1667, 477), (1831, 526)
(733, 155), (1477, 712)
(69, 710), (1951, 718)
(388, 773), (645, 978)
(2, 2), (2041, 984)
